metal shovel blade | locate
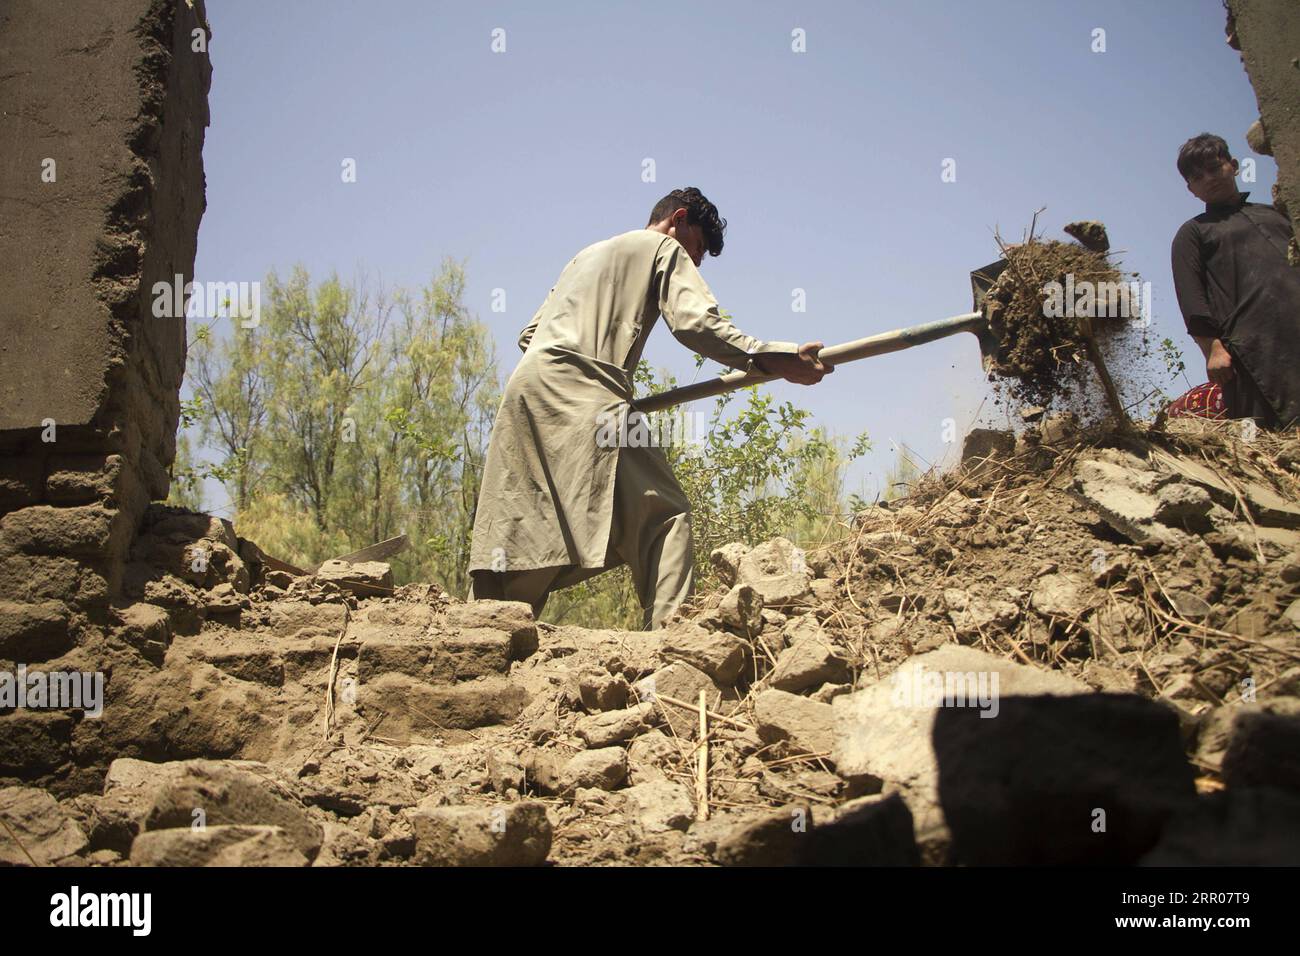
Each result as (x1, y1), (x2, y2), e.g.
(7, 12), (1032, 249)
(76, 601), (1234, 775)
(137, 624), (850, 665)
(969, 257), (1009, 371)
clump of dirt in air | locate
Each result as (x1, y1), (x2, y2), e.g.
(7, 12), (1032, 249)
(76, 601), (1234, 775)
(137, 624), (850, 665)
(1062, 219), (1110, 253)
(979, 231), (1146, 415)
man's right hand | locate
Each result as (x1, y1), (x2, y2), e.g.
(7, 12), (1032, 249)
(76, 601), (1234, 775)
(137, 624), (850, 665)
(753, 342), (834, 385)
(1206, 338), (1234, 386)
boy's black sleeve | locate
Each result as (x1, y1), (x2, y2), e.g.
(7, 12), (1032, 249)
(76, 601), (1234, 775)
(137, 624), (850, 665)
(1170, 219), (1220, 338)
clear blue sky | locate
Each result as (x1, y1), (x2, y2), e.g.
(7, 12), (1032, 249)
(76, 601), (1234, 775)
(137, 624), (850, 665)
(193, 0), (1273, 513)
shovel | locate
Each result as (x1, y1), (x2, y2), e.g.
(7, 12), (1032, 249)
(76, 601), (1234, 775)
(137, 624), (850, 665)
(632, 260), (1009, 414)
(239, 533), (410, 578)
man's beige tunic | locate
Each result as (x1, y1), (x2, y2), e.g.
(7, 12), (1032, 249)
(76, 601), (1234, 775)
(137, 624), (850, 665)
(468, 229), (797, 609)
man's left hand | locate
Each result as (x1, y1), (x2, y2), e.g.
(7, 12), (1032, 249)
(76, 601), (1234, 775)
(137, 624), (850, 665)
(753, 342), (834, 385)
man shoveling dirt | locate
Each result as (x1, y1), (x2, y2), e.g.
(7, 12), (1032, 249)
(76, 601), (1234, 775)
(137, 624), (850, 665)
(466, 188), (832, 629)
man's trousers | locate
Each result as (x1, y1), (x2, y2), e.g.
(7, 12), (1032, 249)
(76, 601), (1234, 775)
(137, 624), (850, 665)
(467, 442), (693, 630)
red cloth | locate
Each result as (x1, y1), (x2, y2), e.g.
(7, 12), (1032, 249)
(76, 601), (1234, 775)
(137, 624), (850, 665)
(1165, 382), (1226, 420)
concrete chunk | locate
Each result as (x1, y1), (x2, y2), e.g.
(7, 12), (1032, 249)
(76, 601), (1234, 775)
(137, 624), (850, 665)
(314, 559), (393, 598)
(410, 801), (551, 866)
(736, 538), (811, 606)
(769, 617), (848, 693)
(561, 747), (628, 792)
(445, 599), (538, 659)
(660, 623), (747, 685)
(832, 645), (1090, 795)
(131, 825), (308, 867)
(0, 786), (87, 865)
(575, 704), (656, 748)
(753, 689), (835, 756)
(142, 759), (323, 861)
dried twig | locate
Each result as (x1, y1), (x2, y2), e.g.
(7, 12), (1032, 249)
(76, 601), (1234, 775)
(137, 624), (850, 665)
(655, 693), (751, 730)
(696, 690), (709, 821)
(323, 627), (345, 741)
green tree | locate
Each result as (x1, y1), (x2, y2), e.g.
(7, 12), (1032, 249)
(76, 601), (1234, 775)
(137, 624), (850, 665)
(165, 427), (206, 512)
(364, 260), (499, 596)
(175, 261), (498, 595)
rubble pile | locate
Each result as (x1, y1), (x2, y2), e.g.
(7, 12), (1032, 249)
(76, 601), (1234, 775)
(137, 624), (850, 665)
(3, 417), (1300, 867)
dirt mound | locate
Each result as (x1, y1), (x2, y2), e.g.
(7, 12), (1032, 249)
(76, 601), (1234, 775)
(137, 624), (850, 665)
(4, 420), (1300, 867)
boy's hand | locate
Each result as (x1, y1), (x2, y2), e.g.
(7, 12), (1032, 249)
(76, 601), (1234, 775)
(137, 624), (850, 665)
(754, 342), (834, 385)
(1206, 338), (1234, 385)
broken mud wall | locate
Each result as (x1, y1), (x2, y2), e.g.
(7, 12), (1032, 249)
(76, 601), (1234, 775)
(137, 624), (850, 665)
(0, 0), (211, 791)
(0, 0), (211, 608)
(1230, 0), (1300, 258)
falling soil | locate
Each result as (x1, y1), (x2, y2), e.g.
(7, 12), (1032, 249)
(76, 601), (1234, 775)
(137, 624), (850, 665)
(979, 233), (1155, 421)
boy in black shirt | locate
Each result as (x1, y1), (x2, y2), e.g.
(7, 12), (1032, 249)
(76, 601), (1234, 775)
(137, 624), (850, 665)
(1170, 133), (1300, 429)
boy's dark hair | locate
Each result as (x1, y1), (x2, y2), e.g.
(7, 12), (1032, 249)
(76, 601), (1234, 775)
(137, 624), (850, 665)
(1177, 133), (1233, 180)
(647, 187), (727, 257)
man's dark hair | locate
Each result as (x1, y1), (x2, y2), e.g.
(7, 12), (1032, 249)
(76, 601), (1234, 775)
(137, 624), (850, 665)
(1177, 133), (1233, 180)
(647, 187), (727, 257)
